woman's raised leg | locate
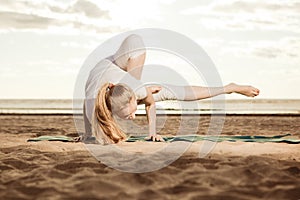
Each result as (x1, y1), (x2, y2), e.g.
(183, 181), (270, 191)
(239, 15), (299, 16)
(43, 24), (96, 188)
(182, 83), (260, 100)
(152, 83), (259, 102)
(113, 34), (146, 80)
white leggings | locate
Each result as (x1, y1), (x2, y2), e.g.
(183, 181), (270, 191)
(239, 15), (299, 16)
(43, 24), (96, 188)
(111, 34), (188, 102)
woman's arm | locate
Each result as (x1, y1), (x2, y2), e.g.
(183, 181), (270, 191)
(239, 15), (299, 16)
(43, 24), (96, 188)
(139, 87), (164, 142)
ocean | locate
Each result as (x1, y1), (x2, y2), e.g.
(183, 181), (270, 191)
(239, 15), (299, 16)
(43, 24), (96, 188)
(0, 99), (299, 115)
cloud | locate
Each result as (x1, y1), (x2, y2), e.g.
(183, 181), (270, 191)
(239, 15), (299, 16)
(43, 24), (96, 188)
(249, 37), (300, 59)
(66, 0), (109, 18)
(197, 36), (300, 62)
(0, 11), (56, 29)
(0, 0), (167, 33)
(181, 0), (300, 33)
(212, 0), (300, 13)
(0, 0), (120, 34)
(0, 0), (110, 18)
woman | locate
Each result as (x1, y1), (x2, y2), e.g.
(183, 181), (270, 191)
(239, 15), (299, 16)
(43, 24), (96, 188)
(84, 34), (260, 144)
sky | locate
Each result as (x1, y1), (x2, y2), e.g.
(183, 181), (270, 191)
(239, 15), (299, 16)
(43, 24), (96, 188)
(0, 0), (299, 99)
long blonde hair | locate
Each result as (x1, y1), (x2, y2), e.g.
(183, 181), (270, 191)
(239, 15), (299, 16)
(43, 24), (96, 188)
(92, 82), (135, 144)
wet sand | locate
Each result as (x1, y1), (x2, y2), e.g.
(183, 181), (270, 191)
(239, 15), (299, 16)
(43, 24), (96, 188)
(0, 114), (300, 199)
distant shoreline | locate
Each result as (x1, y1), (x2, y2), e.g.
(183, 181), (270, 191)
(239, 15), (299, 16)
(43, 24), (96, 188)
(0, 99), (299, 115)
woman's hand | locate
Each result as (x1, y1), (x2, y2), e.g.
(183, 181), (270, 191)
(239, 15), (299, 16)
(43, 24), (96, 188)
(147, 86), (162, 94)
(145, 134), (165, 142)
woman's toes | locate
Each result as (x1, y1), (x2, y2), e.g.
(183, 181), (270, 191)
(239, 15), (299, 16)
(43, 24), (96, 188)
(252, 88), (260, 96)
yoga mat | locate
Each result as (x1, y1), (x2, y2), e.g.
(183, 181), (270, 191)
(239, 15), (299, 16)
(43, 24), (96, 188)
(27, 135), (76, 142)
(126, 134), (300, 144)
(27, 134), (300, 144)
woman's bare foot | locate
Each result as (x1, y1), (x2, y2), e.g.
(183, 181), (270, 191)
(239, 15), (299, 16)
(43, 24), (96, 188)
(225, 83), (260, 97)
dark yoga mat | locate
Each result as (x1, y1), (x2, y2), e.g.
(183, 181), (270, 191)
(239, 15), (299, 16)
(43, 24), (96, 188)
(27, 134), (300, 144)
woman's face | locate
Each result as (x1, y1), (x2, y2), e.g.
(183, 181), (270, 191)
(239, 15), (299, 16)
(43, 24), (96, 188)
(118, 97), (137, 120)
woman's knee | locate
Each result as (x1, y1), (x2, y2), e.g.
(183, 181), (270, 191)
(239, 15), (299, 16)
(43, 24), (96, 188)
(124, 34), (144, 46)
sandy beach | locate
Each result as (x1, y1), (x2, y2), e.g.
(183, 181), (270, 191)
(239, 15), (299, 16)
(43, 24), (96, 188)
(0, 114), (300, 199)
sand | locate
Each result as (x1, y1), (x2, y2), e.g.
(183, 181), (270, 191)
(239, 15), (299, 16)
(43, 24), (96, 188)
(0, 114), (300, 200)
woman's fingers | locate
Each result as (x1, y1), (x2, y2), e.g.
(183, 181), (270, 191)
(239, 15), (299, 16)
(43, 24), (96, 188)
(158, 136), (165, 142)
(153, 134), (163, 141)
(145, 134), (165, 142)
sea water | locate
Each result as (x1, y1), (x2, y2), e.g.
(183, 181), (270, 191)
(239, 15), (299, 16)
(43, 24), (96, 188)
(0, 99), (299, 114)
